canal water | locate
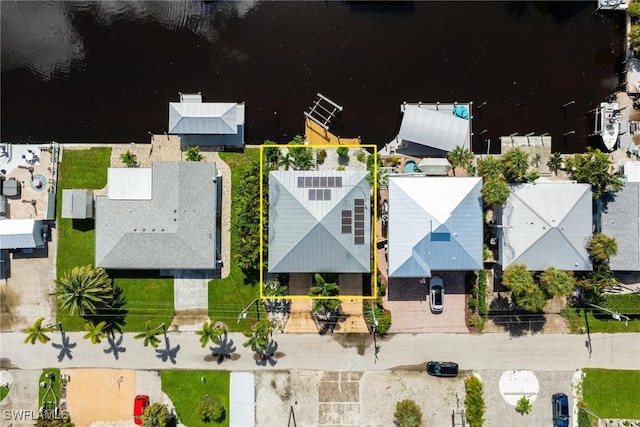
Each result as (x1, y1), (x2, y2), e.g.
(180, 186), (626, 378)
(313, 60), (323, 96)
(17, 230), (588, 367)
(0, 1), (625, 153)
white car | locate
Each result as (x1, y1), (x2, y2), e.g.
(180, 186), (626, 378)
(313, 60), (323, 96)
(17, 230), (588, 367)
(429, 276), (444, 313)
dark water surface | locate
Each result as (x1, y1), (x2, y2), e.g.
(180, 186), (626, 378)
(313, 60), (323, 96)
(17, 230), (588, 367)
(0, 1), (625, 153)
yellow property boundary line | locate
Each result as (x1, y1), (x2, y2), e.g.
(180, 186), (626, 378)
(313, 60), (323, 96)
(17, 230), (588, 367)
(259, 144), (379, 300)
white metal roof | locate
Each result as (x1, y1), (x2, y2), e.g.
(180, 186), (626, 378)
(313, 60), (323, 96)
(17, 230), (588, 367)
(0, 219), (43, 249)
(107, 168), (153, 200)
(169, 102), (240, 134)
(398, 104), (470, 152)
(268, 170), (371, 273)
(388, 176), (483, 278)
(499, 182), (593, 271)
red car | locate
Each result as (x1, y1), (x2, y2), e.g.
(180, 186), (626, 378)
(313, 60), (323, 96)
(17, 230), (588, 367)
(133, 395), (149, 425)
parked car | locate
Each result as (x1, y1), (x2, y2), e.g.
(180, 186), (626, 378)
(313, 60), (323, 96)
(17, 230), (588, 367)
(426, 361), (459, 377)
(133, 395), (149, 425)
(429, 276), (444, 313)
(552, 393), (569, 427)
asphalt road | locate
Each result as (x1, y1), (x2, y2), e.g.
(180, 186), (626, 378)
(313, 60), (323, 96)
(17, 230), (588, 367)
(1, 331), (639, 372)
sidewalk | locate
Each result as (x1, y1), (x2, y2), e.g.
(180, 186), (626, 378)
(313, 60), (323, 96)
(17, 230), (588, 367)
(1, 331), (639, 372)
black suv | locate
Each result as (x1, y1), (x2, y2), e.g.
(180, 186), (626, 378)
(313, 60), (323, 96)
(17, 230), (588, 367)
(426, 361), (458, 377)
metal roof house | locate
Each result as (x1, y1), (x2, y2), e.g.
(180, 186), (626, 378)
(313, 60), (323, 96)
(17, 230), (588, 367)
(95, 161), (218, 270)
(61, 189), (94, 219)
(396, 103), (472, 156)
(0, 219), (44, 249)
(387, 176), (483, 278)
(497, 182), (593, 271)
(268, 171), (371, 273)
(599, 182), (640, 271)
(168, 93), (245, 147)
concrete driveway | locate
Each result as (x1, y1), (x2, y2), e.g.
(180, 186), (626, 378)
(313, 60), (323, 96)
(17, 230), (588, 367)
(384, 271), (468, 333)
(254, 368), (575, 427)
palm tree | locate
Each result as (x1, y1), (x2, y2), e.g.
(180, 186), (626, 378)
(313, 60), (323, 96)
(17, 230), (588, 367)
(309, 273), (341, 319)
(278, 152), (294, 170)
(481, 178), (511, 206)
(134, 321), (165, 348)
(263, 146), (281, 167)
(477, 156), (504, 179)
(447, 145), (474, 176)
(83, 320), (107, 344)
(196, 321), (226, 348)
(120, 150), (138, 167)
(539, 267), (575, 297)
(502, 264), (534, 295)
(588, 233), (618, 263)
(141, 402), (171, 427)
(512, 284), (547, 312)
(185, 145), (204, 161)
(243, 319), (273, 357)
(547, 152), (563, 175)
(53, 265), (113, 316)
(502, 147), (529, 183)
(23, 317), (54, 345)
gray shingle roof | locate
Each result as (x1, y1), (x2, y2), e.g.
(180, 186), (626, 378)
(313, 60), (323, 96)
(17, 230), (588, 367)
(600, 182), (640, 271)
(268, 171), (371, 273)
(95, 162), (217, 269)
(61, 189), (93, 219)
(388, 176), (484, 278)
(498, 182), (593, 271)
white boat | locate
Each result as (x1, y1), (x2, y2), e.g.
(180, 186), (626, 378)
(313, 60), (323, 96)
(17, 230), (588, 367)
(596, 101), (621, 151)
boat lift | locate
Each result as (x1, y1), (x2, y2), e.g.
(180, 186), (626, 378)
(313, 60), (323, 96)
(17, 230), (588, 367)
(304, 93), (343, 131)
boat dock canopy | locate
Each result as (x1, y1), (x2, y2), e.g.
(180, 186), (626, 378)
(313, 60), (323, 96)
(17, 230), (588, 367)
(397, 102), (471, 155)
(304, 93), (343, 131)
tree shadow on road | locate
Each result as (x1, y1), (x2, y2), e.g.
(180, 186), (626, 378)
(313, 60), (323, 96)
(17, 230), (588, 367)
(103, 331), (126, 360)
(209, 332), (238, 364)
(52, 331), (76, 362)
(254, 340), (283, 367)
(488, 312), (547, 337)
(155, 335), (180, 365)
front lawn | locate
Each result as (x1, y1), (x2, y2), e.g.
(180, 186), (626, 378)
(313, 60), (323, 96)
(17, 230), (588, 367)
(161, 370), (230, 427)
(582, 368), (640, 419)
(210, 149), (262, 334)
(563, 294), (640, 333)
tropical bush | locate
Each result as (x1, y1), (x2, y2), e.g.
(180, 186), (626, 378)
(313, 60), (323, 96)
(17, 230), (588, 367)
(564, 148), (624, 199)
(394, 399), (422, 427)
(185, 146), (204, 161)
(516, 396), (532, 414)
(120, 150), (138, 167)
(336, 146), (349, 158)
(316, 149), (327, 164)
(356, 151), (366, 163)
(464, 375), (485, 427)
(588, 233), (618, 263)
(481, 178), (510, 206)
(142, 402), (172, 427)
(197, 394), (226, 423)
(539, 267), (575, 297)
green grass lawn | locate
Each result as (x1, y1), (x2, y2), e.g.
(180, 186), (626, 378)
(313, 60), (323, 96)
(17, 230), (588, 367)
(161, 370), (230, 427)
(582, 368), (640, 419)
(563, 294), (640, 334)
(38, 368), (60, 407)
(55, 147), (111, 275)
(0, 385), (9, 402)
(210, 150), (262, 334)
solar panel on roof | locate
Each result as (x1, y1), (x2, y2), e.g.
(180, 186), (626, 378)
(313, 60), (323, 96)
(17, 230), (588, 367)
(313, 177), (320, 187)
(353, 198), (366, 244)
(320, 177), (328, 187)
(336, 176), (342, 187)
(355, 236), (365, 245)
(324, 189), (330, 200)
(305, 177), (313, 187)
(298, 176), (305, 187)
(328, 177), (335, 187)
(309, 189), (316, 200)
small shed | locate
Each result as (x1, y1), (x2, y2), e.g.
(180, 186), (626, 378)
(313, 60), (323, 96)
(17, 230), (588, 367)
(0, 219), (44, 249)
(418, 158), (452, 176)
(62, 189), (94, 219)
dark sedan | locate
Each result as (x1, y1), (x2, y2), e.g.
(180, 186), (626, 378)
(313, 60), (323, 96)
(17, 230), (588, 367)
(552, 393), (569, 427)
(426, 361), (459, 377)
